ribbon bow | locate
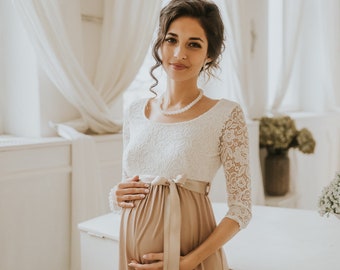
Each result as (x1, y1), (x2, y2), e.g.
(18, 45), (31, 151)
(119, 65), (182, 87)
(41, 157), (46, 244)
(149, 175), (187, 270)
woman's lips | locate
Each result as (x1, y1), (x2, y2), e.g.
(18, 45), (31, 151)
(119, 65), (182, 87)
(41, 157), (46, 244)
(170, 63), (187, 70)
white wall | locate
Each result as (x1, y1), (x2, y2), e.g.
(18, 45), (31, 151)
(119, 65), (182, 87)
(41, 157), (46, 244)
(3, 0), (40, 137)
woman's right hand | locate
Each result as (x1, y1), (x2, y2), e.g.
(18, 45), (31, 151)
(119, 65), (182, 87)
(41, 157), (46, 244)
(115, 175), (150, 208)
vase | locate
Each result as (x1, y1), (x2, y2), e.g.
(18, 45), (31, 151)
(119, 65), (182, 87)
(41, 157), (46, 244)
(264, 151), (290, 196)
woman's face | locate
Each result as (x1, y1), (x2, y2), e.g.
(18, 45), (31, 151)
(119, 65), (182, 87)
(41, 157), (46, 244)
(160, 16), (211, 83)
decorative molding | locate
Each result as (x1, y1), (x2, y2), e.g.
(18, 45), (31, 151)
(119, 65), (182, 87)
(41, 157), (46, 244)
(0, 166), (72, 181)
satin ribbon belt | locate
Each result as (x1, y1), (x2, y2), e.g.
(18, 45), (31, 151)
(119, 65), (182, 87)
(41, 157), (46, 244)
(139, 175), (210, 270)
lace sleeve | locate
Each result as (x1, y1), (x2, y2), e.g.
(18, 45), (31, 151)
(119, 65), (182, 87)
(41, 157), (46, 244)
(219, 105), (252, 229)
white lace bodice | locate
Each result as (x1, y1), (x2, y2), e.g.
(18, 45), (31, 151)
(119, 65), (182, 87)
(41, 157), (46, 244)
(122, 98), (252, 228)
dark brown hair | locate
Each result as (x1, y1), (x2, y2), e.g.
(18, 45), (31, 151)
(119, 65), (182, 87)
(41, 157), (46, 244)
(149, 0), (225, 94)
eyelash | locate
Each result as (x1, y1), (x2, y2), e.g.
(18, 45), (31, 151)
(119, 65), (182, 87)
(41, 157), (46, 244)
(189, 42), (202, 48)
(165, 37), (176, 44)
(164, 38), (202, 49)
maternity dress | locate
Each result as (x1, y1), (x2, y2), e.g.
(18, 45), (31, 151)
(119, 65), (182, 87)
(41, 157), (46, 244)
(118, 98), (252, 270)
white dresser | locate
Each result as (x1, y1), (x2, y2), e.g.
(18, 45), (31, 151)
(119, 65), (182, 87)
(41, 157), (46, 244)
(79, 203), (340, 270)
(79, 213), (121, 270)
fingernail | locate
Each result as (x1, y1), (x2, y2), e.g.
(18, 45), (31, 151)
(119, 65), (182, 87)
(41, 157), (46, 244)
(145, 189), (150, 193)
(144, 183), (150, 187)
(140, 194), (145, 198)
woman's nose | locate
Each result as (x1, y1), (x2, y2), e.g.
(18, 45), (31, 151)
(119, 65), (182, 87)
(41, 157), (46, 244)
(174, 45), (187, 60)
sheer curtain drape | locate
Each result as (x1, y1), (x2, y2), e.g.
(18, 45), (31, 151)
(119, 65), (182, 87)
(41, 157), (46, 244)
(221, 0), (252, 117)
(12, 1), (161, 269)
(269, 0), (304, 113)
(320, 0), (340, 110)
(94, 0), (161, 107)
(12, 0), (160, 133)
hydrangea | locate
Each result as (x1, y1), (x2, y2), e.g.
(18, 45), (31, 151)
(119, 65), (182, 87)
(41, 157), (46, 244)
(259, 116), (316, 155)
(318, 172), (340, 217)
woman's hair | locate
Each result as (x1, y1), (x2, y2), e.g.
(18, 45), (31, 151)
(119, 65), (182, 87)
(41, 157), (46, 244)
(149, 0), (225, 94)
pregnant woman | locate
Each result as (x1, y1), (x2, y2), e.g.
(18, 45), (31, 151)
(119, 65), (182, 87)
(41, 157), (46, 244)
(111, 1), (252, 269)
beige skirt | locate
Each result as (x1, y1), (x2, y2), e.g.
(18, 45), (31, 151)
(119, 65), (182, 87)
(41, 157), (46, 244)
(119, 180), (229, 270)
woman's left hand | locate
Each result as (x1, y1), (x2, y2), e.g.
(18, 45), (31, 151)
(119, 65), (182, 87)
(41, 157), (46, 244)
(128, 253), (163, 270)
(128, 253), (195, 270)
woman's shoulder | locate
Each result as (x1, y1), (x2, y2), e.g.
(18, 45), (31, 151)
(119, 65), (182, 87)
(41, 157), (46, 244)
(214, 98), (243, 115)
(124, 98), (148, 118)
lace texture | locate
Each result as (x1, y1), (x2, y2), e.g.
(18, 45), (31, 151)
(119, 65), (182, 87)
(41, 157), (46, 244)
(120, 98), (252, 229)
(219, 106), (252, 229)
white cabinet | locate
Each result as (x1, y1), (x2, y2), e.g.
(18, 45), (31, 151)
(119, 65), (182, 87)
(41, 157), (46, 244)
(78, 213), (121, 270)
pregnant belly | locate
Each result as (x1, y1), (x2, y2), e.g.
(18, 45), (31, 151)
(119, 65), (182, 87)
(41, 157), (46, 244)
(120, 185), (217, 263)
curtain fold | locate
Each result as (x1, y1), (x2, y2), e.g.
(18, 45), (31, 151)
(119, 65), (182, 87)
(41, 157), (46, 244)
(269, 0), (304, 113)
(95, 0), (161, 107)
(220, 0), (268, 119)
(320, 0), (340, 110)
(221, 0), (251, 117)
(12, 0), (120, 134)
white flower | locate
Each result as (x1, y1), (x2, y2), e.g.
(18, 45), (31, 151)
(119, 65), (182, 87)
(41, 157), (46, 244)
(318, 172), (340, 217)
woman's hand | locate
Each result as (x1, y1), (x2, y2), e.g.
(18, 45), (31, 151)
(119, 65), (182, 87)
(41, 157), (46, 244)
(128, 253), (196, 270)
(115, 175), (150, 208)
(128, 253), (163, 270)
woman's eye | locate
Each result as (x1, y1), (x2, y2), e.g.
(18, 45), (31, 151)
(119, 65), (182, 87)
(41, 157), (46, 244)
(189, 42), (202, 48)
(165, 37), (177, 44)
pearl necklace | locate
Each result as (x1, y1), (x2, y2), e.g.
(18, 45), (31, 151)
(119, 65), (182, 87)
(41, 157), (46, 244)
(160, 89), (203, 116)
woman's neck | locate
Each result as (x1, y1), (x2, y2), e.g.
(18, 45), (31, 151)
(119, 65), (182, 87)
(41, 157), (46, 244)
(164, 80), (200, 107)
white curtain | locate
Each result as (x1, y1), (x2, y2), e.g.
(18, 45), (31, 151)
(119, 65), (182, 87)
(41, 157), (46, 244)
(12, 1), (161, 270)
(12, 0), (116, 133)
(221, 0), (252, 118)
(269, 0), (304, 113)
(284, 0), (339, 112)
(94, 1), (160, 107)
(12, 0), (160, 133)
(320, 0), (340, 111)
(219, 0), (267, 119)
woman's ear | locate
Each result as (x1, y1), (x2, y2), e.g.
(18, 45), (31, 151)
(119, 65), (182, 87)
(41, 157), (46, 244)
(204, 57), (212, 68)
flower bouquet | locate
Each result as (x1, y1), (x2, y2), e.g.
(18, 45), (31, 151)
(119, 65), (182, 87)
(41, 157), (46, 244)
(259, 116), (316, 155)
(318, 172), (340, 218)
(259, 115), (316, 196)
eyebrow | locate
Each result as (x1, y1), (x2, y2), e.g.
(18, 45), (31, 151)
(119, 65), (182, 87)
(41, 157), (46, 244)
(166, 32), (205, 43)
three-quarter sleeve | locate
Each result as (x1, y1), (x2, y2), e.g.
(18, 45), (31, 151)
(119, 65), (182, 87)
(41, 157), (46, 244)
(219, 105), (252, 229)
